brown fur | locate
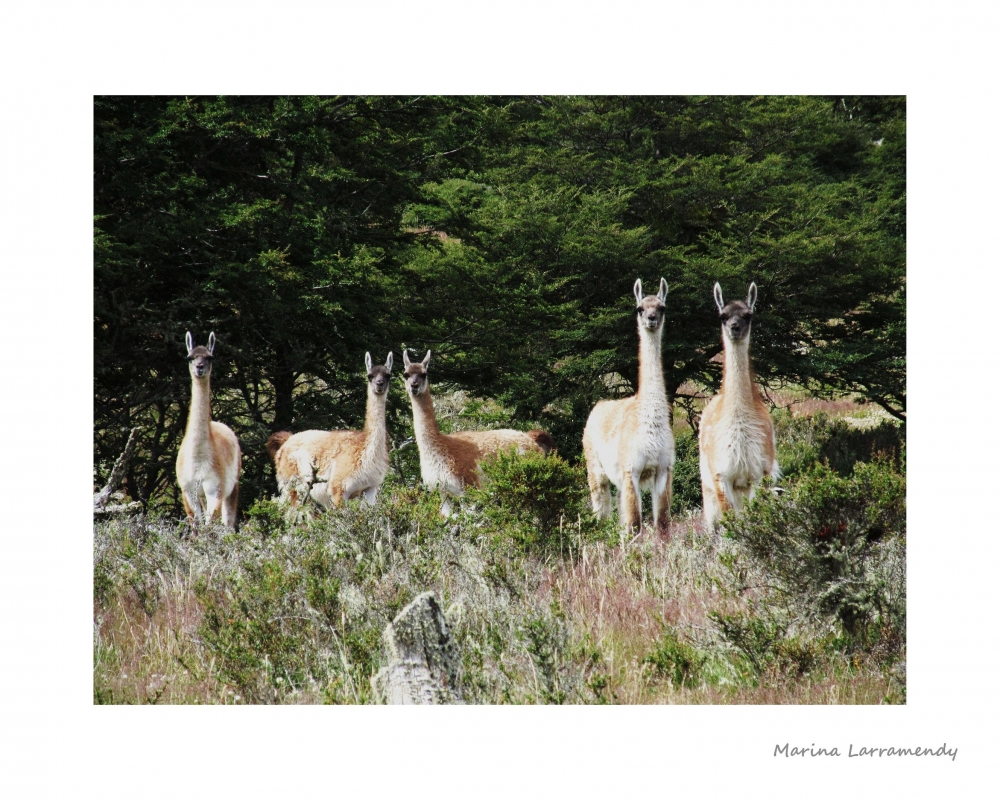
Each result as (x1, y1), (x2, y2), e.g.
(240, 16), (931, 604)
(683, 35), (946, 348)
(528, 429), (557, 454)
(583, 279), (674, 532)
(266, 431), (291, 463)
(176, 331), (242, 530)
(699, 283), (779, 527)
(402, 349), (554, 509)
(270, 354), (393, 510)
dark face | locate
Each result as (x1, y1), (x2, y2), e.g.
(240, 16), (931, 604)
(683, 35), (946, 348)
(403, 364), (428, 397)
(636, 295), (667, 331)
(368, 364), (391, 395)
(720, 300), (753, 341)
(187, 346), (214, 379)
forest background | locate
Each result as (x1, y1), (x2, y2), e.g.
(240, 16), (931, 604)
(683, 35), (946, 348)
(93, 95), (905, 511)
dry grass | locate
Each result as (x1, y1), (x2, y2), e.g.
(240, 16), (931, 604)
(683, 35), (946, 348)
(94, 501), (902, 705)
(94, 568), (229, 704)
(94, 394), (904, 706)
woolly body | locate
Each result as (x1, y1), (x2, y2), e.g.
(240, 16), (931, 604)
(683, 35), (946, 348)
(271, 353), (392, 509)
(583, 279), (675, 531)
(176, 332), (241, 529)
(699, 283), (780, 527)
(403, 349), (553, 515)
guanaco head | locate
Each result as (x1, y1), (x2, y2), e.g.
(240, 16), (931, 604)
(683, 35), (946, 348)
(713, 282), (757, 343)
(401, 348), (432, 398)
(185, 331), (216, 380)
(365, 351), (393, 396)
(634, 277), (668, 332)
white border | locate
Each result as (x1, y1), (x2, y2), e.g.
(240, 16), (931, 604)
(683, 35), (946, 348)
(2, 1), (992, 795)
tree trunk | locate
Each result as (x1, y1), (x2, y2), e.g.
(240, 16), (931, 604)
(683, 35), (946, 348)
(371, 592), (463, 705)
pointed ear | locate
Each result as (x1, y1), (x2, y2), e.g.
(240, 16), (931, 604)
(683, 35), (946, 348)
(185, 331), (193, 354)
(633, 278), (643, 304)
(365, 352), (373, 372)
(402, 348), (412, 368)
(385, 352), (393, 372)
(207, 332), (216, 355)
(658, 278), (668, 303)
(747, 282), (758, 312)
(422, 350), (432, 369)
(713, 283), (725, 314)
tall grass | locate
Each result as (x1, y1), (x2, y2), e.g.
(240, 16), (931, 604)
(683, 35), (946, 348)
(94, 401), (904, 704)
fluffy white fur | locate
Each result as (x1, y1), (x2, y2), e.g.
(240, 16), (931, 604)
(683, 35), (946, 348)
(699, 283), (780, 527)
(176, 331), (242, 530)
(583, 278), (675, 532)
(271, 352), (393, 510)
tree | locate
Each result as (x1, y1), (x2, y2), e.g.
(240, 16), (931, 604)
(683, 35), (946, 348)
(399, 96), (906, 456)
(94, 96), (450, 508)
(94, 95), (906, 509)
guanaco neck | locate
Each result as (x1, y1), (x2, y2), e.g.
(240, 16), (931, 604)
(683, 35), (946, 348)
(636, 322), (667, 407)
(185, 375), (213, 446)
(410, 388), (445, 450)
(720, 333), (757, 409)
(361, 387), (389, 458)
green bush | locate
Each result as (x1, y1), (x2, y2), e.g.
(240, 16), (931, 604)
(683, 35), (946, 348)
(467, 449), (596, 554)
(773, 410), (905, 480)
(819, 420), (905, 477)
(709, 610), (786, 677)
(642, 627), (706, 687)
(244, 497), (286, 529)
(196, 559), (312, 703)
(709, 610), (823, 679)
(670, 431), (703, 515)
(720, 458), (905, 656)
(518, 602), (569, 704)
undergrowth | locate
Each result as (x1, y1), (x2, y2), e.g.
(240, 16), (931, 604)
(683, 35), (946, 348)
(94, 407), (905, 705)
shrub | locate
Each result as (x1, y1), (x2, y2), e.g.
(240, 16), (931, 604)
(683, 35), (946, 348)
(670, 431), (703, 515)
(244, 497), (286, 529)
(642, 627), (706, 687)
(720, 458), (905, 657)
(819, 419), (905, 477)
(196, 559), (312, 703)
(467, 449), (594, 554)
(709, 610), (786, 677)
(773, 410), (905, 480)
(518, 603), (569, 704)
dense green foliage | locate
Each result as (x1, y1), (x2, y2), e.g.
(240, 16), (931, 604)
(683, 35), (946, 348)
(718, 457), (906, 664)
(773, 409), (905, 480)
(94, 95), (905, 514)
(465, 449), (596, 555)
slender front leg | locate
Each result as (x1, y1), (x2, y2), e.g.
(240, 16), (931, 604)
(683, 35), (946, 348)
(619, 470), (641, 532)
(222, 485), (239, 529)
(652, 467), (672, 533)
(181, 490), (200, 536)
(587, 467), (612, 519)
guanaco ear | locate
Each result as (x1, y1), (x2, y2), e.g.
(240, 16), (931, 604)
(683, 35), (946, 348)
(207, 332), (216, 355)
(365, 352), (373, 372)
(385, 352), (394, 372)
(402, 348), (412, 368)
(421, 350), (432, 370)
(185, 331), (193, 354)
(658, 278), (668, 303)
(713, 282), (725, 314)
(633, 278), (643, 304)
(747, 282), (758, 312)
